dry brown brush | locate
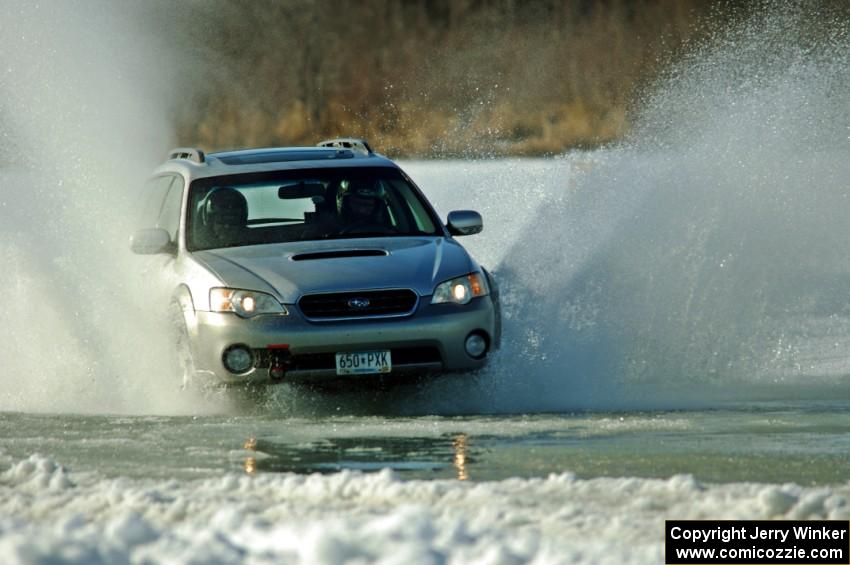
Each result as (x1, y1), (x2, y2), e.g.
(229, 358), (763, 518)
(174, 0), (727, 157)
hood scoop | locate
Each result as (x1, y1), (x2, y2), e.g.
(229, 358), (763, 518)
(291, 249), (388, 261)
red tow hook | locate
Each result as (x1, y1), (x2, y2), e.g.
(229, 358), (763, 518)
(267, 344), (291, 381)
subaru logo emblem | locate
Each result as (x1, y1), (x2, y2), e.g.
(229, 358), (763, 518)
(348, 297), (370, 309)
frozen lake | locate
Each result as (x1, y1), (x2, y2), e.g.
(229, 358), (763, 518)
(3, 403), (850, 485)
(3, 403), (850, 564)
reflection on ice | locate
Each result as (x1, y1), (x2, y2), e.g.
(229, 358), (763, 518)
(453, 434), (470, 481)
(243, 436), (259, 475)
(244, 433), (475, 479)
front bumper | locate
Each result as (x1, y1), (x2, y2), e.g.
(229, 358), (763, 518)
(190, 297), (498, 384)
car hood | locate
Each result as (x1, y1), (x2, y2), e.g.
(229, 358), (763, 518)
(192, 237), (476, 302)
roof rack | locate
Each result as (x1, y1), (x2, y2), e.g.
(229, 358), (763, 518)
(167, 147), (205, 164)
(317, 138), (373, 156)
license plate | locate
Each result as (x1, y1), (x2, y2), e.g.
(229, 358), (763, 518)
(335, 350), (392, 375)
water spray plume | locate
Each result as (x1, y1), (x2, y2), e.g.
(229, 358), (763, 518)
(0, 1), (219, 414)
(471, 2), (850, 412)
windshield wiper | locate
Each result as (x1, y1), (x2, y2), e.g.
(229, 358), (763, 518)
(246, 218), (302, 225)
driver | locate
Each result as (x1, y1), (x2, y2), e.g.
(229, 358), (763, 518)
(201, 186), (249, 248)
(338, 179), (390, 231)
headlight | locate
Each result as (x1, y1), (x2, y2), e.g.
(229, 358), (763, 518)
(431, 273), (488, 305)
(209, 288), (288, 318)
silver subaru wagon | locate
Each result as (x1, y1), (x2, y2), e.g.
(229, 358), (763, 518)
(131, 139), (500, 387)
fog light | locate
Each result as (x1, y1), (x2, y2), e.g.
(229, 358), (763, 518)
(464, 333), (488, 359)
(223, 345), (254, 374)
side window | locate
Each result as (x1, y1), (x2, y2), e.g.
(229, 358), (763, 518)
(137, 176), (174, 230)
(158, 176), (184, 242)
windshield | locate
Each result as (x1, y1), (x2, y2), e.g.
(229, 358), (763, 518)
(186, 167), (441, 251)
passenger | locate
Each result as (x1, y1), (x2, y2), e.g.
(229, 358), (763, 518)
(201, 187), (249, 248)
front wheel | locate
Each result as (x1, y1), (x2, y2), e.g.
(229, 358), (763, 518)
(483, 268), (502, 350)
(170, 304), (199, 391)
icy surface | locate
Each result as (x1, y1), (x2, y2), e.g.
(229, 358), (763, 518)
(1, 453), (849, 565)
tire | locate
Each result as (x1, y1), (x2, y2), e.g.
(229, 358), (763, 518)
(483, 268), (502, 350)
(170, 303), (198, 391)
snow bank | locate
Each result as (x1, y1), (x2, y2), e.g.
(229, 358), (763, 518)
(1, 454), (848, 564)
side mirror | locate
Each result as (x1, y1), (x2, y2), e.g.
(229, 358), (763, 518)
(447, 210), (483, 236)
(130, 228), (174, 255)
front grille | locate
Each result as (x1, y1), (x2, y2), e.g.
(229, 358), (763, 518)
(298, 289), (418, 320)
